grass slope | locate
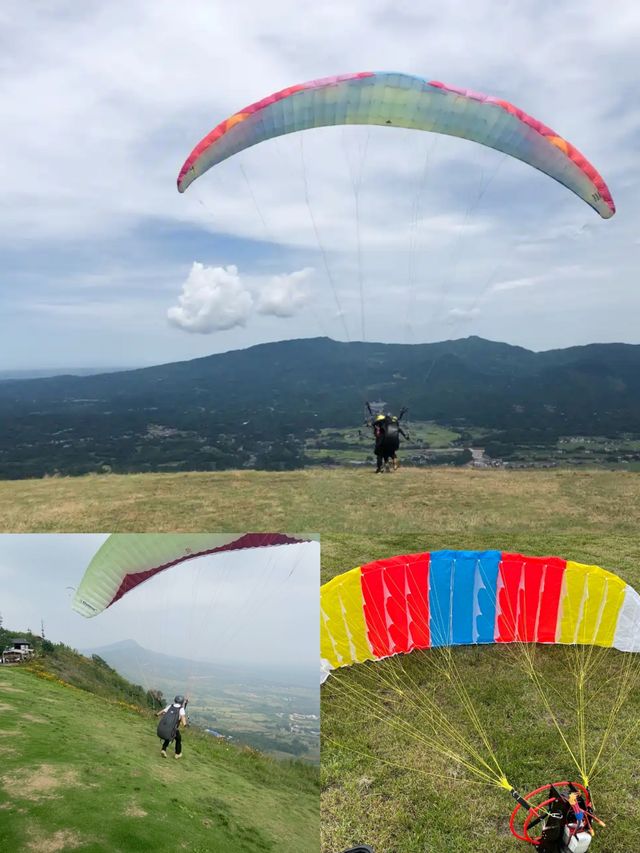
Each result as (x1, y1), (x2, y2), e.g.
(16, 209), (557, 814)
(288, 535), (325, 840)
(2, 468), (640, 537)
(0, 666), (319, 853)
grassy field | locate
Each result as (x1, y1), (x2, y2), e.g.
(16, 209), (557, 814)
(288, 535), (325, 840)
(2, 468), (640, 540)
(0, 666), (319, 852)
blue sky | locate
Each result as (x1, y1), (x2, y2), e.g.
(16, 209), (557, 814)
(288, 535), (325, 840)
(0, 535), (319, 669)
(1, 1), (639, 369)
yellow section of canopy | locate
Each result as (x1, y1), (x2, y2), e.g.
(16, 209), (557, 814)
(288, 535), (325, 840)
(321, 567), (372, 669)
(558, 561), (627, 647)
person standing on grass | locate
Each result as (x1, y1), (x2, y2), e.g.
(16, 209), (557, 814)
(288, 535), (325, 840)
(372, 414), (387, 473)
(156, 695), (188, 759)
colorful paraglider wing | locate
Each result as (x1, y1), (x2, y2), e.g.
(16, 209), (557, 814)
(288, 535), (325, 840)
(321, 550), (640, 677)
(177, 72), (614, 219)
(73, 532), (315, 617)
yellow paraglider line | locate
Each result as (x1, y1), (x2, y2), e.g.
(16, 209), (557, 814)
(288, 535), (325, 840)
(325, 656), (508, 788)
(323, 732), (497, 789)
(324, 557), (514, 790)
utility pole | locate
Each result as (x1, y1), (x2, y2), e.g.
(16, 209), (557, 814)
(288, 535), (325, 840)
(41, 619), (46, 639)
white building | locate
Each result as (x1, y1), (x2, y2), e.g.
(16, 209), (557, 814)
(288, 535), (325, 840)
(1, 638), (34, 664)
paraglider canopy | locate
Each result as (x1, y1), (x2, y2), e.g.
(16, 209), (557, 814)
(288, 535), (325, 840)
(73, 532), (315, 617)
(321, 549), (640, 679)
(177, 71), (615, 219)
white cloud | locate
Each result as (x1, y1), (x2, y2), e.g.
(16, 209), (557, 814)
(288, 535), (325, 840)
(167, 263), (253, 333)
(491, 276), (541, 293)
(167, 263), (314, 334)
(255, 268), (313, 317)
(445, 307), (480, 323)
(490, 264), (596, 295)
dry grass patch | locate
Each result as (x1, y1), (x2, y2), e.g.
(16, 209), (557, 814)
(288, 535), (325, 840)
(26, 828), (85, 852)
(3, 764), (80, 801)
(124, 802), (148, 817)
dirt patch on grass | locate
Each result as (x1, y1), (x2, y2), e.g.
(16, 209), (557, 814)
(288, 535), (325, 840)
(3, 764), (80, 801)
(0, 702), (14, 712)
(21, 714), (47, 723)
(152, 763), (177, 784)
(0, 683), (24, 692)
(125, 802), (148, 817)
(26, 829), (85, 851)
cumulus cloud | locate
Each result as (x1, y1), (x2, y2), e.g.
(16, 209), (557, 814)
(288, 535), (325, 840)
(490, 264), (594, 296)
(167, 263), (253, 333)
(168, 263), (313, 333)
(445, 307), (480, 324)
(490, 275), (541, 293)
(255, 268), (313, 317)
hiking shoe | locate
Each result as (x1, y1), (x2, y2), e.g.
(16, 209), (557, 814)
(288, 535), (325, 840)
(175, 753), (183, 759)
(161, 749), (167, 758)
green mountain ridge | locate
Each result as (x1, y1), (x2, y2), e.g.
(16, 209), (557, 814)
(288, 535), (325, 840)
(2, 336), (640, 478)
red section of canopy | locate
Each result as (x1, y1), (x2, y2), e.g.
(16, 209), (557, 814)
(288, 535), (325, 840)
(495, 553), (566, 643)
(177, 71), (374, 190)
(360, 553), (430, 658)
(109, 533), (307, 608)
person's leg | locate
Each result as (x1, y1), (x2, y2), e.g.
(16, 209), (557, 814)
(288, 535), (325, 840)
(175, 729), (182, 756)
(161, 739), (170, 756)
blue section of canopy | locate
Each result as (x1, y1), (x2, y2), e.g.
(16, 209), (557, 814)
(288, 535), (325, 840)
(428, 550), (501, 646)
